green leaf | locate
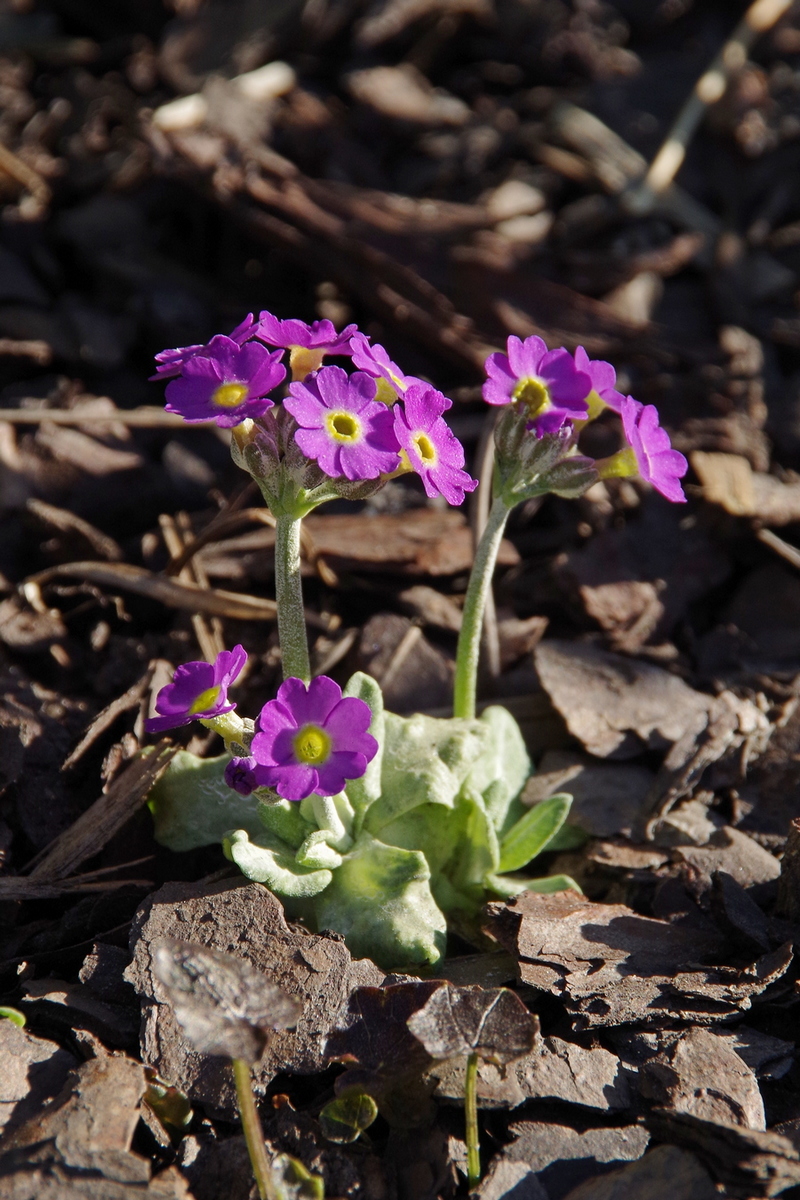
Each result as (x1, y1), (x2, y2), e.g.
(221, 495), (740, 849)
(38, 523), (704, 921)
(366, 712), (494, 834)
(485, 871), (581, 898)
(465, 706), (531, 835)
(497, 793), (572, 873)
(224, 829), (333, 897)
(314, 832), (447, 968)
(545, 822), (590, 851)
(524, 873), (581, 894)
(295, 831), (344, 870)
(149, 752), (262, 851)
(319, 1091), (378, 1143)
(343, 672), (385, 822)
(258, 798), (314, 851)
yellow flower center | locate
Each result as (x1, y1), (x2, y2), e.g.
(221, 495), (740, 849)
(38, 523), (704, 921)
(513, 377), (550, 418)
(326, 410), (361, 443)
(374, 378), (399, 405)
(293, 724), (331, 765)
(189, 685), (221, 715)
(212, 382), (249, 408)
(412, 432), (437, 465)
(290, 346), (326, 381)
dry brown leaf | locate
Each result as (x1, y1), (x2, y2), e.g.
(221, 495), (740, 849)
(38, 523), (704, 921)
(126, 878), (384, 1117)
(533, 640), (710, 759)
(484, 890), (793, 1029)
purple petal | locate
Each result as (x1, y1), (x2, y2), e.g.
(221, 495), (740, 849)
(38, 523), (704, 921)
(315, 751), (365, 796)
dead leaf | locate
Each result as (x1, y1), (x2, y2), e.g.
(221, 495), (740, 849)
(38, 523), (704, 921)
(646, 1110), (800, 1198)
(126, 878), (384, 1117)
(692, 451), (800, 525)
(0, 1054), (190, 1196)
(559, 1144), (717, 1200)
(476, 1121), (650, 1200)
(484, 890), (793, 1029)
(640, 1027), (765, 1130)
(520, 750), (655, 839)
(533, 641), (710, 759)
(27, 743), (177, 883)
(406, 984), (538, 1066)
(151, 938), (301, 1064)
(0, 1021), (77, 1139)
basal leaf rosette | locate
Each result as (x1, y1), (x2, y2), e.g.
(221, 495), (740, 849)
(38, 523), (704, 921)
(148, 669), (576, 969)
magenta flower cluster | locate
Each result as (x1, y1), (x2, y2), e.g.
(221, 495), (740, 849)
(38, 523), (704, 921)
(147, 649), (377, 803)
(482, 334), (687, 503)
(154, 313), (477, 507)
(153, 312), (687, 506)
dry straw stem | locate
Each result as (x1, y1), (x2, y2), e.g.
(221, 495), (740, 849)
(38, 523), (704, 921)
(626, 0), (795, 213)
(0, 405), (209, 426)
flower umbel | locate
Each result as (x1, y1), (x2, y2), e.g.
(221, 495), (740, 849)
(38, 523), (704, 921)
(250, 675), (377, 801)
(256, 311), (357, 380)
(146, 646), (248, 733)
(285, 365), (400, 480)
(393, 382), (477, 506)
(483, 335), (591, 433)
(597, 397), (688, 502)
(164, 335), (286, 428)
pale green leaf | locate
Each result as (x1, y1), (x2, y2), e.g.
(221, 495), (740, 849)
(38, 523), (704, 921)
(314, 832), (446, 968)
(223, 829), (333, 897)
(149, 752), (262, 851)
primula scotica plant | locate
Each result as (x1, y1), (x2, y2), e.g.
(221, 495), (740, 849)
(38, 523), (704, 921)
(147, 313), (688, 968)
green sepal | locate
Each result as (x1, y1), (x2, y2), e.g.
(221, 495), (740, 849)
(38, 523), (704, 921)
(149, 752), (262, 851)
(314, 832), (446, 968)
(224, 828), (333, 897)
(497, 793), (572, 874)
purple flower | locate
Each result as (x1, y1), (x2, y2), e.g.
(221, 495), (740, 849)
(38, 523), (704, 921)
(150, 314), (257, 380)
(164, 335), (286, 428)
(250, 676), (378, 801)
(574, 346), (626, 415)
(483, 335), (591, 433)
(146, 645), (247, 733)
(224, 756), (264, 796)
(285, 366), (400, 480)
(256, 311), (358, 380)
(349, 332), (411, 401)
(393, 382), (477, 506)
(620, 396), (688, 503)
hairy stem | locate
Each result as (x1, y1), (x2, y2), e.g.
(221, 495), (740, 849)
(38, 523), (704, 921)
(275, 513), (311, 684)
(453, 496), (510, 721)
(233, 1057), (279, 1200)
(465, 1052), (481, 1188)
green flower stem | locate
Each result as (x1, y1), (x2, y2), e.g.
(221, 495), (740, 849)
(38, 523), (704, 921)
(233, 1057), (279, 1200)
(465, 1052), (481, 1189)
(453, 495), (511, 721)
(275, 513), (311, 684)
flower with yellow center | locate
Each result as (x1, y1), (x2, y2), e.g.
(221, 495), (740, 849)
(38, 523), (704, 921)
(163, 335), (286, 429)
